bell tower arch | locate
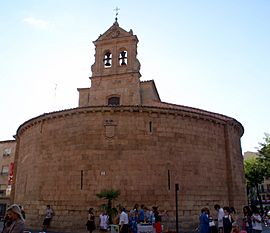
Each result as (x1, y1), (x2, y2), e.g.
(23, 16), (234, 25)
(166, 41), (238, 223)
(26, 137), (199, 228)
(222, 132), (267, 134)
(77, 20), (142, 107)
(91, 21), (141, 78)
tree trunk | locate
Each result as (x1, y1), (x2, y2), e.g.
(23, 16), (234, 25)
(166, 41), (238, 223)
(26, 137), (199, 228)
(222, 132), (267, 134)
(246, 185), (250, 205)
(255, 183), (264, 214)
(108, 199), (113, 224)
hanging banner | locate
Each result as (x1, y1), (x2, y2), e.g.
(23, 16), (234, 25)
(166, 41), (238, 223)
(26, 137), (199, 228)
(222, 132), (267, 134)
(8, 162), (14, 185)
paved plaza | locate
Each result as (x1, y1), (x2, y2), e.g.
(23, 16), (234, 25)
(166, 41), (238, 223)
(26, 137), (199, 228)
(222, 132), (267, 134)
(0, 222), (269, 233)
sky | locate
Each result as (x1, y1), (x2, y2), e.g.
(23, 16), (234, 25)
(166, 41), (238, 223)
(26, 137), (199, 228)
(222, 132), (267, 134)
(0, 0), (269, 153)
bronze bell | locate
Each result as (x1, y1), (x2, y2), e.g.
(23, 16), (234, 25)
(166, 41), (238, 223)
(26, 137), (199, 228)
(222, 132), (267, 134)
(104, 52), (112, 67)
(105, 61), (111, 67)
(120, 51), (127, 65)
(120, 51), (126, 57)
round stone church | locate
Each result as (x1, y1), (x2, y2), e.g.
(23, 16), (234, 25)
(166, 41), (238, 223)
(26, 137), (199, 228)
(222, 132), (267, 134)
(12, 20), (246, 232)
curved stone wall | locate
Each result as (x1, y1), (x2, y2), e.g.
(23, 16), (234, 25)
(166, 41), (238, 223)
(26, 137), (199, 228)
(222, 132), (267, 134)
(12, 106), (246, 232)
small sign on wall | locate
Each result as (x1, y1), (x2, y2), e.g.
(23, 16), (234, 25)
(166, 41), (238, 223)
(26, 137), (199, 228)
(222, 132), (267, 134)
(100, 171), (106, 176)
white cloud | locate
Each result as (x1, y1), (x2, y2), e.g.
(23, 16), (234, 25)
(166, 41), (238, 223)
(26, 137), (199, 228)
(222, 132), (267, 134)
(23, 17), (49, 29)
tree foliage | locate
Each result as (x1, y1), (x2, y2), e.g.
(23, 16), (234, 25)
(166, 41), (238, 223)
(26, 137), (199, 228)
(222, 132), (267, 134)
(244, 157), (266, 187)
(243, 133), (270, 213)
(96, 189), (120, 202)
(244, 157), (267, 213)
(258, 133), (270, 176)
(96, 188), (120, 223)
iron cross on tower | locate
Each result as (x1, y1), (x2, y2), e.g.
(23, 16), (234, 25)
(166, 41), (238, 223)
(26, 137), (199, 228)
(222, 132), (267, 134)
(114, 6), (120, 21)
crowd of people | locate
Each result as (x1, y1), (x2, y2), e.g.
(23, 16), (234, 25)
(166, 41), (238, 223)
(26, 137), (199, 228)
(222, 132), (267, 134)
(87, 204), (167, 233)
(1, 202), (269, 233)
(199, 204), (269, 233)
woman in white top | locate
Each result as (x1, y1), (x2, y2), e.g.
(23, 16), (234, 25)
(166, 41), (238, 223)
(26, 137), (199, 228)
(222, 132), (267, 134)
(251, 206), (262, 233)
(99, 211), (109, 232)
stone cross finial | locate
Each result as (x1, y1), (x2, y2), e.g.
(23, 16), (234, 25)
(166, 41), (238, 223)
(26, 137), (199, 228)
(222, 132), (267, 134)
(114, 6), (120, 21)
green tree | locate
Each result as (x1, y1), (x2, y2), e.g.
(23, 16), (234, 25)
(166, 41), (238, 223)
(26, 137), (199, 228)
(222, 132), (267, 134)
(258, 133), (270, 177)
(96, 188), (120, 224)
(244, 157), (267, 213)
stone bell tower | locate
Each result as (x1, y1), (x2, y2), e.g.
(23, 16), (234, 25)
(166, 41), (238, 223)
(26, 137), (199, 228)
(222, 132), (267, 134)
(78, 20), (142, 107)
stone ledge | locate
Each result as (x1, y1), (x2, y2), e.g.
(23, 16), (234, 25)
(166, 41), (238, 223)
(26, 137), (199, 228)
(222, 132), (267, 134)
(16, 105), (244, 137)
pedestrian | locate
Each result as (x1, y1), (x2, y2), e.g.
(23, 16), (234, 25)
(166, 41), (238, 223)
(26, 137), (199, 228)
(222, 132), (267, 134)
(251, 206), (262, 233)
(138, 205), (145, 223)
(214, 204), (225, 233)
(144, 206), (151, 223)
(223, 206), (233, 233)
(129, 209), (138, 233)
(119, 207), (129, 233)
(150, 206), (167, 226)
(130, 204), (139, 221)
(229, 207), (236, 223)
(152, 206), (159, 222)
(99, 211), (109, 232)
(2, 204), (25, 233)
(152, 207), (162, 233)
(209, 210), (218, 233)
(1, 212), (13, 233)
(242, 206), (252, 233)
(199, 207), (210, 233)
(42, 205), (54, 232)
(86, 208), (96, 233)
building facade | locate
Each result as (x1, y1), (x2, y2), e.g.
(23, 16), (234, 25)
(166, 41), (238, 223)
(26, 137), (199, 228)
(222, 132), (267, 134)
(0, 140), (16, 219)
(11, 20), (247, 232)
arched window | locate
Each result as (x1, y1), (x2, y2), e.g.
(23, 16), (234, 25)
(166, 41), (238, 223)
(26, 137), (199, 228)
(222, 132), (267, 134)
(108, 96), (120, 106)
(119, 50), (127, 66)
(103, 51), (112, 68)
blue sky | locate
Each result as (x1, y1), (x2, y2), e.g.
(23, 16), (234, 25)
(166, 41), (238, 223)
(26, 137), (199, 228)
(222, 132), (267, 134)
(0, 1), (269, 152)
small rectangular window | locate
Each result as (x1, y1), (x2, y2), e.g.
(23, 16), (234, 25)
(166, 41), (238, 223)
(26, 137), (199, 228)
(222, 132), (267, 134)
(3, 148), (11, 157)
(81, 170), (83, 190)
(168, 170), (171, 190)
(1, 166), (9, 175)
(0, 184), (7, 190)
